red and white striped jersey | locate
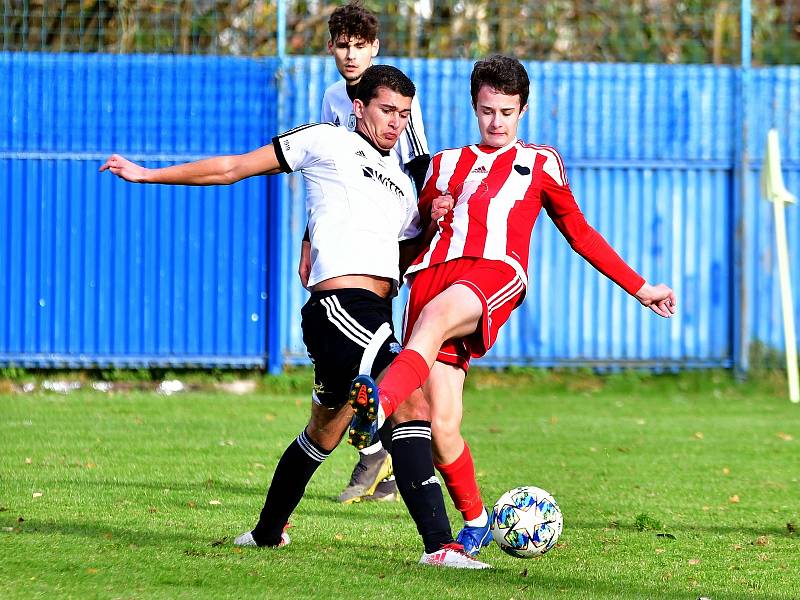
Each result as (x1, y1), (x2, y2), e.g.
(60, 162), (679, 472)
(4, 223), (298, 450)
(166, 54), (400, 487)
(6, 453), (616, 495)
(407, 139), (645, 295)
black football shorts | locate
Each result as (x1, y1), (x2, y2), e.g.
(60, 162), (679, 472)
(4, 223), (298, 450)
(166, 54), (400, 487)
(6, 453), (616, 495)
(301, 288), (401, 408)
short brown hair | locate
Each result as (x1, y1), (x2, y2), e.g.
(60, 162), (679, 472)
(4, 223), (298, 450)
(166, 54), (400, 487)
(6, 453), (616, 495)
(470, 55), (530, 108)
(355, 65), (415, 106)
(328, 1), (379, 43)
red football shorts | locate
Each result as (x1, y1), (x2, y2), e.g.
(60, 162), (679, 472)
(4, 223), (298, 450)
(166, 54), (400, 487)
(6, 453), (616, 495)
(402, 257), (525, 371)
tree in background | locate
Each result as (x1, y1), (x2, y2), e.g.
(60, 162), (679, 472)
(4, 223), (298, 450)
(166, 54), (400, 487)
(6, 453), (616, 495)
(1, 0), (798, 64)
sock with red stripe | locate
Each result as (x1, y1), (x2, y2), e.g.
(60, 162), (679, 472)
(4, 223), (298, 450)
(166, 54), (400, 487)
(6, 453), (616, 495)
(435, 441), (485, 522)
(378, 349), (430, 418)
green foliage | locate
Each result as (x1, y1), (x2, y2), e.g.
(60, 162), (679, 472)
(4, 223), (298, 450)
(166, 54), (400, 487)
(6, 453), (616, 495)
(1, 371), (798, 598)
(3, 0), (799, 64)
(633, 513), (663, 531)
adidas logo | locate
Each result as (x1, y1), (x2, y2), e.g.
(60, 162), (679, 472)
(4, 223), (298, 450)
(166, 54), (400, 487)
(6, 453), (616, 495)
(429, 551), (446, 565)
(356, 150), (366, 158)
(471, 166), (488, 174)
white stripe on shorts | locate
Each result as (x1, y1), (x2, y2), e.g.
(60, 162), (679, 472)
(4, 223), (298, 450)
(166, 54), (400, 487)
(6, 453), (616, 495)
(487, 276), (524, 312)
(320, 296), (370, 347)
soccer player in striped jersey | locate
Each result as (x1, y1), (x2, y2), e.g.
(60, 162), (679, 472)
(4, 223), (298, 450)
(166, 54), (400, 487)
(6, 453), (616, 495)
(101, 65), (488, 569)
(300, 0), (432, 506)
(348, 55), (677, 556)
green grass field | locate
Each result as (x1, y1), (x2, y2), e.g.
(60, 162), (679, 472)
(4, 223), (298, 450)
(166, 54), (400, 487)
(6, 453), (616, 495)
(1, 370), (798, 599)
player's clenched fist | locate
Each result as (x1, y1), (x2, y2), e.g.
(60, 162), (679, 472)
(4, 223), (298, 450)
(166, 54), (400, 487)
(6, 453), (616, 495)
(99, 154), (148, 183)
(431, 192), (454, 220)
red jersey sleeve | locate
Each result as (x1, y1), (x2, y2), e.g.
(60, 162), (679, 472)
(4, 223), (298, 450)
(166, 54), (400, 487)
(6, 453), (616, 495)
(417, 152), (442, 230)
(540, 162), (645, 296)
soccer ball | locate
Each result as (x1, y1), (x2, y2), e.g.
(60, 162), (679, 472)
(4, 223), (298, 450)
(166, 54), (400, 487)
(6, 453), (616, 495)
(490, 486), (563, 558)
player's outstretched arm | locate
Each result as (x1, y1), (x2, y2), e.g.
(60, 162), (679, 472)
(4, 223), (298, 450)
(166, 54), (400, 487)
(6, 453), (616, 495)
(634, 282), (677, 318)
(99, 144), (282, 185)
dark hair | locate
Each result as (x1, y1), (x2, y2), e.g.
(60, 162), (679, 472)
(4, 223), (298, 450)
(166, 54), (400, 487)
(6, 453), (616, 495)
(328, 1), (379, 43)
(355, 64), (415, 105)
(470, 55), (530, 108)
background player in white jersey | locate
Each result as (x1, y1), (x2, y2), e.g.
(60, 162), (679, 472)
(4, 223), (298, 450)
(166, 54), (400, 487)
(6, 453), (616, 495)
(348, 56), (677, 557)
(300, 1), (432, 505)
(100, 65), (488, 569)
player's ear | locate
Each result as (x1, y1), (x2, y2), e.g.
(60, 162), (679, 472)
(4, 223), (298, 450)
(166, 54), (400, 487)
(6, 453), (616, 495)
(371, 38), (379, 57)
(519, 103), (529, 118)
(353, 98), (365, 119)
(327, 38), (334, 54)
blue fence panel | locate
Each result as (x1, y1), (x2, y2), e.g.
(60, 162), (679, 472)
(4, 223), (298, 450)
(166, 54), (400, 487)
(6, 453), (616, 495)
(3, 53), (800, 370)
(0, 53), (278, 368)
(278, 58), (739, 368)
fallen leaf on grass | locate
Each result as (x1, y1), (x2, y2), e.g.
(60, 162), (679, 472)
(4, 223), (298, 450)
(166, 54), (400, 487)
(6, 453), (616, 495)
(334, 533), (343, 541)
(488, 426), (501, 434)
(688, 558), (701, 565)
(733, 544), (743, 550)
(2, 527), (14, 532)
(25, 458), (32, 465)
(722, 467), (730, 475)
(32, 492), (42, 498)
(208, 500), (222, 506)
(655, 548), (665, 554)
(187, 501), (197, 509)
(103, 532), (113, 540)
(693, 432), (704, 440)
(754, 535), (769, 546)
(776, 432), (793, 441)
(86, 568), (98, 574)
(729, 495), (740, 504)
(147, 506), (158, 513)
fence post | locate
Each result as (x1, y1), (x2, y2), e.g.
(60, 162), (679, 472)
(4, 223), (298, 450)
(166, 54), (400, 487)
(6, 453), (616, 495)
(734, 0), (752, 376)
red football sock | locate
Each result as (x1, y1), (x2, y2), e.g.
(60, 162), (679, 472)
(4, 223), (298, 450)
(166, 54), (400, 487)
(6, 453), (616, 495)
(435, 442), (484, 522)
(378, 349), (430, 418)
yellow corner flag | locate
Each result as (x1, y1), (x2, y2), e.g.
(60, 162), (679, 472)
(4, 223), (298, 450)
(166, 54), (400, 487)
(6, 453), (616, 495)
(762, 129), (799, 403)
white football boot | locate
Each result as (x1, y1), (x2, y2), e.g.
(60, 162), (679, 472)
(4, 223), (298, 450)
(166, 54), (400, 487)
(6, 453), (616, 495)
(233, 529), (290, 548)
(419, 543), (491, 569)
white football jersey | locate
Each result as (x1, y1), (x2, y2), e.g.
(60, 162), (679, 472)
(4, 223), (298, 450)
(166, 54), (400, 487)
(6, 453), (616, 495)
(273, 123), (421, 288)
(320, 79), (429, 169)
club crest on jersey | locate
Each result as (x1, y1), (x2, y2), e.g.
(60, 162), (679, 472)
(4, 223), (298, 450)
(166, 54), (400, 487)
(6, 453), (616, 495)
(347, 113), (356, 130)
(514, 164), (531, 176)
(389, 342), (402, 354)
(362, 166), (405, 199)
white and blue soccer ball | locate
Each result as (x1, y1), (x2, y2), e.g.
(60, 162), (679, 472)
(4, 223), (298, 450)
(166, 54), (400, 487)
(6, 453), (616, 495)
(490, 486), (563, 558)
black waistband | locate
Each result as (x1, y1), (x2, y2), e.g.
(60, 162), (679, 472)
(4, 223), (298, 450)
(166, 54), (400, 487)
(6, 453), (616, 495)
(308, 287), (391, 304)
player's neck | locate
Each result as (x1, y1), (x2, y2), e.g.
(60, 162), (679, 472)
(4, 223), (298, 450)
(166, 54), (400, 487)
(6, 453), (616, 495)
(354, 129), (391, 156)
(475, 138), (518, 154)
(345, 81), (359, 101)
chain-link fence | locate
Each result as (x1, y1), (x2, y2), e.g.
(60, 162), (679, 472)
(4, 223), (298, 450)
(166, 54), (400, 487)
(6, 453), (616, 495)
(2, 1), (799, 63)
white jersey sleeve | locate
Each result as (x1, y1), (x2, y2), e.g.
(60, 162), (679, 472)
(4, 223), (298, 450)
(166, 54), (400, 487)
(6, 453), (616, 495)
(272, 123), (337, 173)
(394, 95), (430, 166)
(320, 88), (335, 123)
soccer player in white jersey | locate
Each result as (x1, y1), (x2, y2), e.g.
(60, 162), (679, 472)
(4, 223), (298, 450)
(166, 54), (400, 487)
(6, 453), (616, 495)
(301, 1), (432, 506)
(100, 65), (489, 569)
(348, 56), (677, 556)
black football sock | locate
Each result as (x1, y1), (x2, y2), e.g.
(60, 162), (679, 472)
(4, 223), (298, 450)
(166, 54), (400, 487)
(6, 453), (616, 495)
(390, 421), (453, 553)
(378, 421), (392, 453)
(251, 429), (330, 546)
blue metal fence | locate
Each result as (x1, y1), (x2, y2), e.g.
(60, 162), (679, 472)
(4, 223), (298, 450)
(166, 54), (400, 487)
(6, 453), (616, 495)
(1, 52), (799, 370)
(1, 53), (278, 367)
